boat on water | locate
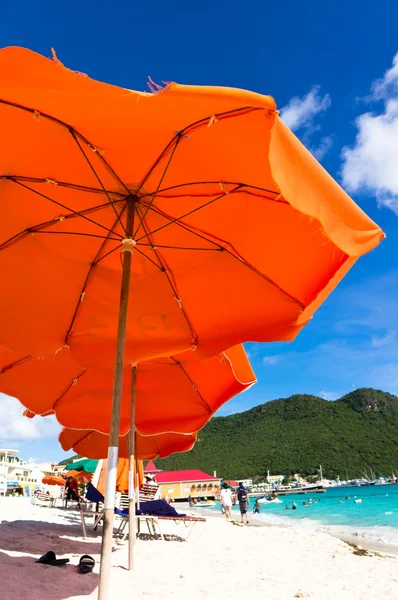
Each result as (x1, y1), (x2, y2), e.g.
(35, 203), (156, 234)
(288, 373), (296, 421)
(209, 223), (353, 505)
(258, 497), (283, 504)
(192, 500), (216, 507)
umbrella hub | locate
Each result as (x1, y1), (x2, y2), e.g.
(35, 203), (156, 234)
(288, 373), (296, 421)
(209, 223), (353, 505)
(122, 238), (137, 254)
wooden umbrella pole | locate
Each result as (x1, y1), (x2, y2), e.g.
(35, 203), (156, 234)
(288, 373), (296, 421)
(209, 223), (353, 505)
(98, 196), (136, 600)
(135, 457), (141, 510)
(128, 363), (137, 571)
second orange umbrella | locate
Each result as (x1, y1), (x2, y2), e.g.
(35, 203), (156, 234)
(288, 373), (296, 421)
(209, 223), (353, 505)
(59, 428), (196, 460)
(0, 344), (255, 435)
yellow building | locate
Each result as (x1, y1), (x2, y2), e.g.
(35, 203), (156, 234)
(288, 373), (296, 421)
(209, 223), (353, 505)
(153, 468), (221, 500)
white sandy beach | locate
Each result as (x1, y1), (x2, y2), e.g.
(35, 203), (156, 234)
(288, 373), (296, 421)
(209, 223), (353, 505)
(0, 497), (397, 600)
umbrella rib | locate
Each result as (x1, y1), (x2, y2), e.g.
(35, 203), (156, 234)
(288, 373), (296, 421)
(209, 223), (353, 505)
(52, 369), (87, 409)
(134, 246), (164, 271)
(137, 189), (305, 309)
(31, 231), (122, 242)
(138, 181), (280, 199)
(137, 243), (222, 251)
(65, 205), (128, 344)
(69, 129), (128, 236)
(93, 243), (123, 265)
(136, 201), (225, 250)
(133, 134), (182, 239)
(135, 106), (264, 195)
(0, 175), (126, 197)
(134, 204), (197, 343)
(0, 355), (34, 374)
(135, 185), (244, 243)
(73, 430), (95, 448)
(3, 177), (124, 239)
(171, 358), (212, 414)
(0, 208), (124, 253)
(0, 98), (131, 195)
(220, 245), (305, 309)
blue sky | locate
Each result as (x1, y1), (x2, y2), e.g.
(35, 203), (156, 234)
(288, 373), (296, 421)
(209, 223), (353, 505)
(1, 1), (398, 462)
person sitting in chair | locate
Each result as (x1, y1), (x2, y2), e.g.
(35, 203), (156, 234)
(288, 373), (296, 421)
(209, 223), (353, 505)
(64, 476), (80, 508)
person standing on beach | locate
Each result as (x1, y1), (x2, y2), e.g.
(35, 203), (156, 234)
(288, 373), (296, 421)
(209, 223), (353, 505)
(220, 483), (233, 519)
(237, 482), (249, 524)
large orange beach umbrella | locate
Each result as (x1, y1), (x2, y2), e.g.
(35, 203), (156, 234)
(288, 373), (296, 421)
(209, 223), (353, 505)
(0, 47), (384, 596)
(59, 428), (197, 460)
(0, 344), (255, 435)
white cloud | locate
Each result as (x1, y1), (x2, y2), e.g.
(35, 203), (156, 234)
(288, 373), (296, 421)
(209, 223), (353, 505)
(280, 86), (331, 132)
(310, 135), (334, 160)
(280, 86), (332, 160)
(341, 52), (398, 214)
(372, 53), (398, 100)
(0, 394), (61, 442)
(321, 391), (340, 401)
(371, 330), (396, 348)
(263, 355), (282, 365)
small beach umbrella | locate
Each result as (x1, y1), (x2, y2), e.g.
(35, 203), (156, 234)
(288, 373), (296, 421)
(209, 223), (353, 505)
(0, 47), (384, 598)
(64, 458), (99, 473)
(64, 469), (93, 484)
(41, 475), (65, 486)
(59, 428), (197, 460)
(95, 458), (144, 496)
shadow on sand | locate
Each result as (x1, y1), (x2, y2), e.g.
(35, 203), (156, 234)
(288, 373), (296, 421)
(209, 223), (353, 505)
(0, 518), (102, 556)
(0, 550), (98, 599)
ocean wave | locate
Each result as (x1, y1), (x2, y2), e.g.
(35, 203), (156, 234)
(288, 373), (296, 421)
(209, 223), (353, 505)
(249, 510), (398, 552)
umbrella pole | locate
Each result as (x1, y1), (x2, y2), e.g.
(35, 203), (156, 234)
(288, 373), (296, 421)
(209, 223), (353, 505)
(128, 363), (137, 571)
(135, 458), (141, 510)
(98, 197), (135, 600)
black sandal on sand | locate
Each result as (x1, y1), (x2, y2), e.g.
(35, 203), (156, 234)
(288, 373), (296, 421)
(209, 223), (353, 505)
(36, 551), (70, 566)
(79, 555), (95, 574)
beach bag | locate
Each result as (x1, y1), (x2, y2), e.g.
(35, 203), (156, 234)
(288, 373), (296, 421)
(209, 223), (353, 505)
(238, 488), (248, 502)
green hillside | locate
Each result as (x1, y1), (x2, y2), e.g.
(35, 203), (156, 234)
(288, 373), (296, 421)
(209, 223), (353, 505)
(155, 388), (398, 480)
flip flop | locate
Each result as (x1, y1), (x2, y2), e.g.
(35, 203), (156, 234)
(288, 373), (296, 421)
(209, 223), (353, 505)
(36, 551), (70, 566)
(79, 554), (95, 574)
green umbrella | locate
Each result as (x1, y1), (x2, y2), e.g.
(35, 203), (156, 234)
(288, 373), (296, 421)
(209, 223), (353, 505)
(65, 458), (98, 473)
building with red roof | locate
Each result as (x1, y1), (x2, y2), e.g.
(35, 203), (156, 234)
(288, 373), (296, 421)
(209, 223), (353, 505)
(144, 460), (162, 475)
(154, 469), (221, 500)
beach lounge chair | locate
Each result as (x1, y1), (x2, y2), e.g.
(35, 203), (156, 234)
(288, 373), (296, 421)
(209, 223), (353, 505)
(31, 492), (56, 508)
(116, 500), (206, 542)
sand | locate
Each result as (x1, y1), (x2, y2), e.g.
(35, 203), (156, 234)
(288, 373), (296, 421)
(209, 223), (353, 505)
(0, 497), (397, 600)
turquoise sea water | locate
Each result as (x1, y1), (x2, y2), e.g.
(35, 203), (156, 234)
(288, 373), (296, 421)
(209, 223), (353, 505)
(211, 484), (398, 550)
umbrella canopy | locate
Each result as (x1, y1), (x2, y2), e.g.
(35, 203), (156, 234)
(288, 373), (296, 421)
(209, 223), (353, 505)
(42, 475), (65, 486)
(0, 47), (384, 369)
(59, 428), (196, 460)
(64, 458), (98, 473)
(0, 344), (255, 435)
(0, 47), (384, 593)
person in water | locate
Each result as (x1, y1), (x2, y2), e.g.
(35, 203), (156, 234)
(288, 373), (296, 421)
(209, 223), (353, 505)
(285, 504), (290, 510)
(292, 502), (297, 510)
(253, 499), (261, 514)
